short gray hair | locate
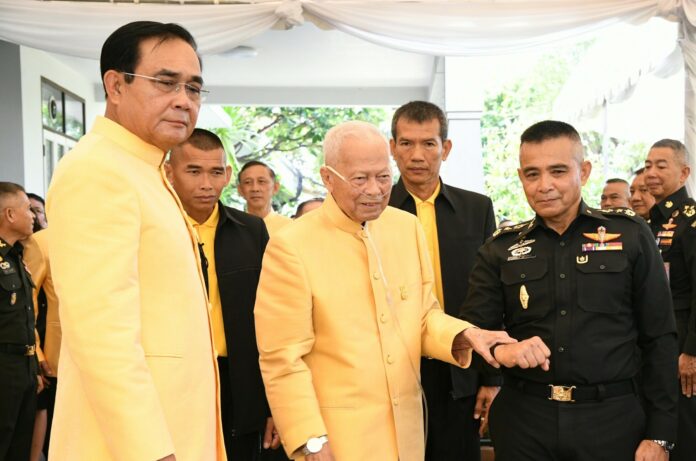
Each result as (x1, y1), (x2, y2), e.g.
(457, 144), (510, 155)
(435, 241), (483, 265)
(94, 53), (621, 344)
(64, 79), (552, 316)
(323, 121), (387, 167)
(651, 139), (688, 167)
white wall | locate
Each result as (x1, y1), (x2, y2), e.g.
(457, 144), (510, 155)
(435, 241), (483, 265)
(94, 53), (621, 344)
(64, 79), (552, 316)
(20, 46), (98, 195)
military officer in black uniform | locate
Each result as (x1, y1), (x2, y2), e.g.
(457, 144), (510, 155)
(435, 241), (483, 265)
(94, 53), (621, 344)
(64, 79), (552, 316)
(0, 182), (39, 461)
(644, 139), (696, 461)
(461, 121), (678, 461)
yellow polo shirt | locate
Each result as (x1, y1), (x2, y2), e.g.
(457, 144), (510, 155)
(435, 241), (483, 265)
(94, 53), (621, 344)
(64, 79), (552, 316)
(408, 182), (445, 309)
(188, 204), (227, 357)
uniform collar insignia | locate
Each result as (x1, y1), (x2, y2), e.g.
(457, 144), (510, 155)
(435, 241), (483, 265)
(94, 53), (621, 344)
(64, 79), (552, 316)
(666, 200), (674, 209)
(684, 205), (695, 218)
(583, 226), (621, 244)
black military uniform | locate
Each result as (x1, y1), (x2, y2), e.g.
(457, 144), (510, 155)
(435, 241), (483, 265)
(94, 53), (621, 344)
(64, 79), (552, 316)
(0, 237), (38, 461)
(648, 186), (696, 461)
(461, 202), (678, 461)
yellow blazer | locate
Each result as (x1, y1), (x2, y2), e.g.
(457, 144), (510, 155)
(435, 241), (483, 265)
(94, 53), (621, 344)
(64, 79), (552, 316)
(23, 229), (61, 375)
(255, 194), (473, 461)
(46, 117), (225, 461)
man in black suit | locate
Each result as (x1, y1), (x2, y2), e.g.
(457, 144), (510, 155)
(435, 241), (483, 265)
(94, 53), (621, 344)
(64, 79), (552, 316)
(166, 129), (287, 461)
(389, 101), (498, 461)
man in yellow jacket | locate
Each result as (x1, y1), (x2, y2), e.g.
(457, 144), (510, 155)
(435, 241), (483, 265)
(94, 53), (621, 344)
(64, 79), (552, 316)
(254, 121), (550, 461)
(46, 22), (224, 461)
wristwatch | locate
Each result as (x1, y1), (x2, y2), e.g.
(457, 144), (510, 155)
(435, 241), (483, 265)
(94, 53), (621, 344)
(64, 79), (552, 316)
(650, 440), (675, 452)
(301, 435), (328, 455)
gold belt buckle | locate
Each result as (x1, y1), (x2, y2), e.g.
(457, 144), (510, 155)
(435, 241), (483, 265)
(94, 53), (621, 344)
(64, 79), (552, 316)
(25, 345), (35, 356)
(548, 384), (576, 402)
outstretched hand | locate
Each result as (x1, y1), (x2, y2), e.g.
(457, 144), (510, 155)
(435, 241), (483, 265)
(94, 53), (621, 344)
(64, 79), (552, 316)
(455, 328), (517, 367)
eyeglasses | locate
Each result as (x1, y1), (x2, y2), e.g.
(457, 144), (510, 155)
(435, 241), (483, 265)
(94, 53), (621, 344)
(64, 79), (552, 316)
(121, 72), (209, 102)
(325, 165), (392, 199)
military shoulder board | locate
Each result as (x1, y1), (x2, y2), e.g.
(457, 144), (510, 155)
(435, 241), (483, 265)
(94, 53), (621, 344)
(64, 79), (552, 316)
(491, 220), (532, 239)
(599, 207), (642, 222)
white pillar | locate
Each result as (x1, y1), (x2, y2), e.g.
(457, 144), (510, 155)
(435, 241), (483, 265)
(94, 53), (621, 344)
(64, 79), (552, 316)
(438, 57), (486, 194)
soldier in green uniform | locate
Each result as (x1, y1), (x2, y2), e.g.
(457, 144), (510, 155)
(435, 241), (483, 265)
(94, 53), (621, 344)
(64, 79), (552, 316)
(644, 139), (696, 461)
(0, 182), (39, 461)
(461, 121), (678, 461)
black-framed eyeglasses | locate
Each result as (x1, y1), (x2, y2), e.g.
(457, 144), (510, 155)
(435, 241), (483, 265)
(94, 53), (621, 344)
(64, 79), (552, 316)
(121, 72), (209, 102)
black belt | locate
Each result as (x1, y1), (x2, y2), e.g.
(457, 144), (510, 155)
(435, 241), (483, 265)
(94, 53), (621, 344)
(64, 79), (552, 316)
(505, 375), (635, 403)
(0, 343), (36, 356)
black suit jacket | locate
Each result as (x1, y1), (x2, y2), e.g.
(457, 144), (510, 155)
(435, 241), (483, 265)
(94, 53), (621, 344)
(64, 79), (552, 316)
(389, 179), (500, 398)
(213, 203), (270, 434)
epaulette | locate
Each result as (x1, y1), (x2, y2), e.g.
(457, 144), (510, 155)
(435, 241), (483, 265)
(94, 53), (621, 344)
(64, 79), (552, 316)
(598, 207), (643, 223)
(490, 219), (533, 239)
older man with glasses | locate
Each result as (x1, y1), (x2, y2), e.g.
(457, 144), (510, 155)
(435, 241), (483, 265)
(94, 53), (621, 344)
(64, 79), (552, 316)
(46, 21), (224, 461)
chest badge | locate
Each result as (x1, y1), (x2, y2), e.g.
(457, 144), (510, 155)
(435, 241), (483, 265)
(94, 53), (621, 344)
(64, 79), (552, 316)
(520, 285), (529, 309)
(582, 226), (622, 252)
(662, 218), (677, 231)
(576, 255), (589, 264)
(507, 239), (536, 261)
(10, 292), (16, 305)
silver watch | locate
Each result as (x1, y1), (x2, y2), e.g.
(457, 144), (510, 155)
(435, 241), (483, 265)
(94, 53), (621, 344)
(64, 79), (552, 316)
(301, 435), (328, 455)
(651, 440), (675, 452)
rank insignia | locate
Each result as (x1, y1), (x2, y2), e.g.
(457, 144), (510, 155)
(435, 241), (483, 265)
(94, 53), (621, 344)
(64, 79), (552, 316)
(583, 226), (621, 244)
(10, 292), (16, 305)
(0, 261), (9, 270)
(657, 230), (675, 238)
(692, 221), (696, 228)
(576, 255), (589, 264)
(520, 285), (529, 309)
(666, 201), (674, 209)
(0, 240), (5, 248)
(685, 205), (696, 218)
(662, 219), (677, 230)
(672, 210), (680, 218)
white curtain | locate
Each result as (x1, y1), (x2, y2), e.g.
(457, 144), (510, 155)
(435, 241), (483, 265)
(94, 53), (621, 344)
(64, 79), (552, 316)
(0, 0), (673, 59)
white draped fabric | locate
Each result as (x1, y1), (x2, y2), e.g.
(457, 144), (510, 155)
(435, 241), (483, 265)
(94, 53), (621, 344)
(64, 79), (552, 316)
(0, 0), (695, 183)
(0, 0), (678, 59)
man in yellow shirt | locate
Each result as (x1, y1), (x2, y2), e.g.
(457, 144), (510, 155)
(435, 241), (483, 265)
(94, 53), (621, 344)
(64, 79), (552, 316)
(237, 161), (292, 236)
(254, 121), (549, 461)
(46, 22), (224, 461)
(167, 128), (289, 461)
(389, 101), (499, 461)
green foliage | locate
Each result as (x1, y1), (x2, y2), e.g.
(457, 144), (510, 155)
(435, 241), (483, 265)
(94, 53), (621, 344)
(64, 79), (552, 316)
(481, 40), (647, 223)
(211, 106), (389, 215)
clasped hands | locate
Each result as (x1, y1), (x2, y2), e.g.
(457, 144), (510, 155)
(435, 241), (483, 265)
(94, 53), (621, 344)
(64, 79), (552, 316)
(453, 328), (550, 371)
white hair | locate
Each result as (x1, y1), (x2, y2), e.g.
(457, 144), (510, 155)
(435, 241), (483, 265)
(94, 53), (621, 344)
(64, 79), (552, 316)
(323, 121), (388, 167)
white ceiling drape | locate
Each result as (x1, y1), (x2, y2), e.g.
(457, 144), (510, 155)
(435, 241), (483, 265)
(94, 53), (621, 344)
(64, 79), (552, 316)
(1, 0), (695, 189)
(0, 0), (677, 58)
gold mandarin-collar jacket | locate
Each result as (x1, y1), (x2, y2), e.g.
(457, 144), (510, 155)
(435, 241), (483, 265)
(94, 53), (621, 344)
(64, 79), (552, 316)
(46, 117), (225, 461)
(255, 194), (473, 460)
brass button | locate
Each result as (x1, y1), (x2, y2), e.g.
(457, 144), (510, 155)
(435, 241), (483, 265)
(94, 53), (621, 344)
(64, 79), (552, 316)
(373, 272), (380, 280)
(559, 273), (566, 279)
(392, 398), (399, 406)
(599, 264), (606, 270)
(380, 313), (388, 323)
(386, 354), (394, 364)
